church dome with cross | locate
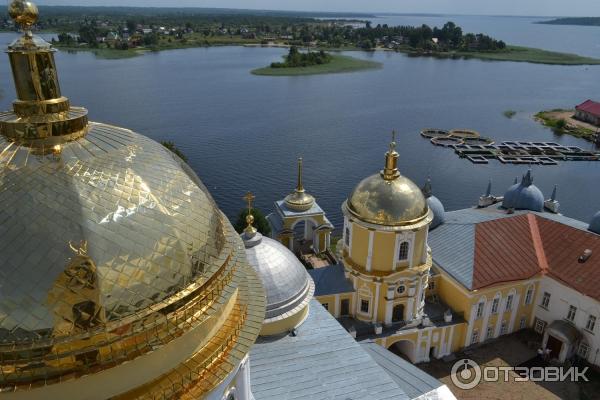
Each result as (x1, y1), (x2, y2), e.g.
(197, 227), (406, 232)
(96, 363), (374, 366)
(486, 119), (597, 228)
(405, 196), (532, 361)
(346, 133), (430, 227)
(339, 133), (434, 326)
(241, 193), (314, 336)
(0, 2), (265, 398)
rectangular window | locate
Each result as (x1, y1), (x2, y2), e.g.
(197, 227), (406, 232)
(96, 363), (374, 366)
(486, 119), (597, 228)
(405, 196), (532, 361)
(486, 326), (494, 341)
(360, 299), (370, 314)
(476, 302), (484, 319)
(471, 330), (479, 345)
(586, 315), (596, 332)
(525, 287), (534, 305)
(541, 292), (551, 309)
(398, 241), (410, 261)
(491, 298), (500, 314)
(578, 343), (590, 359)
(519, 317), (527, 330)
(506, 295), (513, 311)
(344, 226), (350, 247)
(534, 318), (546, 334)
(322, 303), (329, 311)
(500, 321), (508, 335)
(566, 305), (577, 322)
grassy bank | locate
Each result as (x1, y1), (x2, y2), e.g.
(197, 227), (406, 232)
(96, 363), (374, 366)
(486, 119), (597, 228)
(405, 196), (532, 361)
(535, 109), (598, 141)
(55, 45), (146, 59)
(251, 54), (381, 76)
(400, 45), (600, 65)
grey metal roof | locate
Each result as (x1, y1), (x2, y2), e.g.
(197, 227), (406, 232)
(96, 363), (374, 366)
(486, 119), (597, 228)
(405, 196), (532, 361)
(502, 170), (544, 212)
(429, 205), (598, 290)
(244, 234), (313, 320)
(589, 212), (600, 234)
(308, 264), (355, 296)
(250, 300), (412, 400)
(360, 341), (444, 399)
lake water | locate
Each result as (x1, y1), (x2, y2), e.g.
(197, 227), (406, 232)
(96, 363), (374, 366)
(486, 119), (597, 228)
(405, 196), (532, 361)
(1, 15), (599, 232)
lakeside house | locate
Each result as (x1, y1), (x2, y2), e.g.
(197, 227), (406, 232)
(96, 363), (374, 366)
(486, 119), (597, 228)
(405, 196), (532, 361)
(575, 99), (600, 126)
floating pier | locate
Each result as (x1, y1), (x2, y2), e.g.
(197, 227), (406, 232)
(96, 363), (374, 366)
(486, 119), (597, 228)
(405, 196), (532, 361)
(422, 130), (600, 165)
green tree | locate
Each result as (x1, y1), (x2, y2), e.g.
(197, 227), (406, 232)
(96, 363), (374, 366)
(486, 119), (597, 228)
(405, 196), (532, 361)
(161, 141), (188, 163)
(234, 208), (271, 236)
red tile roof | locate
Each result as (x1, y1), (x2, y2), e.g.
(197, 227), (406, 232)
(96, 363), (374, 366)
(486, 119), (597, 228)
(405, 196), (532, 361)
(473, 214), (541, 290)
(472, 214), (600, 301)
(576, 99), (600, 117)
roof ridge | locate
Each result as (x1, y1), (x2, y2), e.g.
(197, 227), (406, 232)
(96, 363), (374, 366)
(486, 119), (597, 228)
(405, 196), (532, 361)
(528, 214), (549, 275)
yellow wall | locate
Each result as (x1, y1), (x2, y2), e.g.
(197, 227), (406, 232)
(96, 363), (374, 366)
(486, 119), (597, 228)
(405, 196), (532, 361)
(371, 231), (396, 272)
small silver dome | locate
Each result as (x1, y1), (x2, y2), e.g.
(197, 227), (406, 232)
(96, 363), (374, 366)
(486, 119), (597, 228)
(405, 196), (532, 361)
(502, 170), (544, 212)
(422, 178), (445, 230)
(243, 233), (313, 321)
(589, 212), (600, 235)
(427, 196), (446, 230)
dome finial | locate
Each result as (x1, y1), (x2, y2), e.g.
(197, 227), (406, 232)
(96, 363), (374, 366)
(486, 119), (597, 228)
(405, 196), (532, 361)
(551, 184), (558, 201)
(422, 176), (432, 198)
(243, 191), (258, 238)
(296, 157), (304, 192)
(522, 169), (533, 186)
(485, 179), (492, 197)
(382, 130), (400, 181)
(8, 0), (39, 33)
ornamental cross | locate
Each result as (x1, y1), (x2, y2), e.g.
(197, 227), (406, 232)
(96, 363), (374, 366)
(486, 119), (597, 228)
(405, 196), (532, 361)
(243, 191), (256, 213)
(390, 130), (397, 152)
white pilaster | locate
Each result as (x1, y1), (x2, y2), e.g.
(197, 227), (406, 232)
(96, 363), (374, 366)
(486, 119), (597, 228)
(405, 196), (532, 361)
(465, 303), (477, 347)
(366, 231), (375, 272)
(372, 282), (381, 323)
(392, 233), (401, 271)
(481, 301), (492, 341)
(439, 327), (447, 356)
(334, 294), (340, 318)
(421, 228), (429, 264)
(510, 293), (521, 332)
(447, 325), (455, 355)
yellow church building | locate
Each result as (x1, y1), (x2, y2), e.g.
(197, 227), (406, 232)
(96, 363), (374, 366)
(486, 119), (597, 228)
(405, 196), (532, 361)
(307, 136), (600, 367)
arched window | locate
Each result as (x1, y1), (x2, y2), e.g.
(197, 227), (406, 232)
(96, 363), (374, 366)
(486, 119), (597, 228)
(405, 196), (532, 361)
(345, 226), (350, 246)
(398, 241), (409, 261)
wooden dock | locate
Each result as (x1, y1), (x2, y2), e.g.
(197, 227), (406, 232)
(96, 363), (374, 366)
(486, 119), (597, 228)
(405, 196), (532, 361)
(422, 129), (600, 165)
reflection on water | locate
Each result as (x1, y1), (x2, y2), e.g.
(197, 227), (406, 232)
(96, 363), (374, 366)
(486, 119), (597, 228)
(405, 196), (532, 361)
(0, 22), (599, 231)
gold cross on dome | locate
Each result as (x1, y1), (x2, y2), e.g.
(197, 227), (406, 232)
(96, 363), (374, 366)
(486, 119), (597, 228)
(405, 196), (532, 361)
(390, 130), (397, 152)
(243, 191), (255, 213)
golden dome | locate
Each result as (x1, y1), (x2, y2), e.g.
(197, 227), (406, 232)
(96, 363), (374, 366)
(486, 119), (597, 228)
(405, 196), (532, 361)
(346, 134), (429, 226)
(284, 157), (315, 212)
(8, 0), (39, 29)
(0, 5), (266, 397)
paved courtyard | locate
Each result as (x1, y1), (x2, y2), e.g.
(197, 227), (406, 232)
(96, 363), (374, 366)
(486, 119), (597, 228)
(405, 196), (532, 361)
(417, 330), (600, 400)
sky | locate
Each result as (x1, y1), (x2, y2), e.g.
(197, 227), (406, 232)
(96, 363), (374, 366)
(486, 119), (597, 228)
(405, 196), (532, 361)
(34, 0), (600, 17)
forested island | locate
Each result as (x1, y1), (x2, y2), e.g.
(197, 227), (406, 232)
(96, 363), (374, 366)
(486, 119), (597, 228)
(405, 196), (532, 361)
(1, 6), (599, 64)
(252, 46), (381, 76)
(538, 17), (600, 27)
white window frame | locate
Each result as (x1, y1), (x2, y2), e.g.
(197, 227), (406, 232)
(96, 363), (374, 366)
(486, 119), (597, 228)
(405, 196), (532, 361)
(505, 295), (513, 311)
(566, 305), (577, 322)
(491, 298), (500, 314)
(519, 317), (527, 330)
(534, 318), (546, 334)
(476, 302), (485, 319)
(471, 330), (479, 345)
(359, 298), (370, 315)
(398, 241), (410, 261)
(486, 326), (494, 341)
(586, 315), (596, 333)
(578, 342), (590, 359)
(396, 285), (406, 295)
(541, 292), (551, 309)
(500, 321), (508, 335)
(525, 286), (534, 305)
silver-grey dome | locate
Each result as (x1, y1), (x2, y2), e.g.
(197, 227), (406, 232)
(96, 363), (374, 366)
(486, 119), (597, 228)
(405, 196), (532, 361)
(589, 212), (600, 235)
(502, 170), (544, 212)
(243, 233), (313, 320)
(427, 196), (446, 230)
(422, 177), (445, 230)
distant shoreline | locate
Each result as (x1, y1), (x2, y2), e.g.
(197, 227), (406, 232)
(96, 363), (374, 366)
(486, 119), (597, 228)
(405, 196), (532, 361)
(537, 17), (600, 27)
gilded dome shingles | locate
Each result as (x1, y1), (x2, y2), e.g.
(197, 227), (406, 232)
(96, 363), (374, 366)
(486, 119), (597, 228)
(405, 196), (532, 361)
(0, 123), (228, 341)
(347, 173), (429, 226)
